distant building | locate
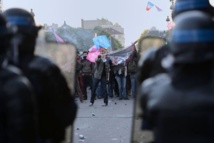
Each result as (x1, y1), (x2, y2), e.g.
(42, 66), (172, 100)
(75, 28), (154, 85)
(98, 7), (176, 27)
(61, 21), (72, 29)
(81, 18), (125, 47)
(44, 23), (59, 32)
(0, 0), (3, 13)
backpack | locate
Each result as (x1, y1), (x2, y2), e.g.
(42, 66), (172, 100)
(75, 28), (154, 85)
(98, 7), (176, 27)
(128, 59), (137, 73)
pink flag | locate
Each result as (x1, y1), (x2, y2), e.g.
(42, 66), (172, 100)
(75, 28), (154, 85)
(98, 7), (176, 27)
(87, 46), (100, 63)
(52, 29), (64, 43)
(89, 45), (98, 52)
(53, 32), (64, 43)
(155, 6), (162, 11)
(167, 21), (174, 30)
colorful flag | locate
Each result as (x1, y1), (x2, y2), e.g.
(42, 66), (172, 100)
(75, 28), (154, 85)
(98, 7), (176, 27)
(146, 1), (155, 11)
(155, 6), (162, 12)
(167, 21), (174, 30)
(93, 35), (111, 49)
(87, 46), (101, 63)
(52, 29), (64, 43)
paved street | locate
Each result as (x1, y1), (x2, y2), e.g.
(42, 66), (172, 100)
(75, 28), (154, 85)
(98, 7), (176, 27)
(72, 96), (134, 143)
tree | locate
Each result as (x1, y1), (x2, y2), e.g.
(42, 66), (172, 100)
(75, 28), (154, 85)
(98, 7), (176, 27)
(94, 26), (123, 50)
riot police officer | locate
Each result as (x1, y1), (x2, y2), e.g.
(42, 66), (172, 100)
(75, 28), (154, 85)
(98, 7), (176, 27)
(140, 11), (214, 143)
(0, 13), (38, 143)
(3, 8), (77, 143)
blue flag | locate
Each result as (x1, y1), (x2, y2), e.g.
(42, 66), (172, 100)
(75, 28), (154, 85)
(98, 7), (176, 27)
(93, 35), (111, 49)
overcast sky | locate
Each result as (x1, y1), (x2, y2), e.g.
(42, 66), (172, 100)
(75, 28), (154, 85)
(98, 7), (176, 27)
(4, 0), (173, 46)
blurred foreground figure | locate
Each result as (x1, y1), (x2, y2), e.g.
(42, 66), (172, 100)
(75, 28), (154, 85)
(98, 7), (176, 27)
(0, 14), (37, 142)
(140, 11), (214, 143)
(3, 8), (77, 143)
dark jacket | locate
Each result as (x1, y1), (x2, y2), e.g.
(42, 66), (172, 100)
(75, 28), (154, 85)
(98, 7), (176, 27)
(113, 64), (127, 77)
(0, 65), (37, 143)
(93, 58), (110, 80)
(17, 55), (78, 142)
(127, 56), (138, 73)
(140, 63), (214, 143)
(81, 58), (93, 74)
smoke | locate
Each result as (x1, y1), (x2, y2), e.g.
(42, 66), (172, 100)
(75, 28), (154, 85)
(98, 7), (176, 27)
(56, 27), (94, 51)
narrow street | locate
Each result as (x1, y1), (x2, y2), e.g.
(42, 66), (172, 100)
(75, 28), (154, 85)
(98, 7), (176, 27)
(72, 95), (134, 143)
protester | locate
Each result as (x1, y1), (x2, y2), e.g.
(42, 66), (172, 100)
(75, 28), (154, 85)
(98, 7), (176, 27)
(106, 55), (114, 98)
(113, 60), (128, 100)
(75, 55), (84, 102)
(81, 51), (93, 100)
(3, 8), (77, 143)
(127, 52), (139, 98)
(90, 54), (110, 106)
(0, 13), (38, 143)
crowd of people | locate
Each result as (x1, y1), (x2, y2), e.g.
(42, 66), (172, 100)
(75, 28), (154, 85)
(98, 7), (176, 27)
(75, 50), (139, 106)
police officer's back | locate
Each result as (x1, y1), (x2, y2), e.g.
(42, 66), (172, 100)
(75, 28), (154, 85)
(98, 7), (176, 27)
(3, 8), (77, 143)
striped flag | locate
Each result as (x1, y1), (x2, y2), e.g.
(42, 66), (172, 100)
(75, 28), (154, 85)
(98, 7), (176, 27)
(146, 1), (155, 11)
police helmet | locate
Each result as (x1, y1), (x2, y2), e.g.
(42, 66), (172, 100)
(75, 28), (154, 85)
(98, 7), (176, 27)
(0, 14), (12, 52)
(169, 11), (214, 63)
(172, 0), (214, 19)
(0, 13), (11, 37)
(3, 8), (42, 36)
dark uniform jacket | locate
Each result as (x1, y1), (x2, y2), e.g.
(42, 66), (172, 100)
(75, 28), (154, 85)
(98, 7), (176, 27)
(16, 55), (78, 142)
(0, 65), (37, 143)
(140, 68), (214, 143)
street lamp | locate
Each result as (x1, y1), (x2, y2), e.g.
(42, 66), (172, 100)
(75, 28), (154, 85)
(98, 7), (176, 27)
(170, 1), (175, 10)
(169, 0), (175, 10)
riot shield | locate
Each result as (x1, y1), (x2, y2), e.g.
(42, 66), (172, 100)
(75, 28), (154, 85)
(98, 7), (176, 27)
(131, 37), (166, 143)
(35, 30), (76, 143)
(138, 37), (166, 55)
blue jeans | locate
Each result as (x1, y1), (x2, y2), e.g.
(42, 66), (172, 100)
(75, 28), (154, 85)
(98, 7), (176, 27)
(96, 82), (102, 98)
(90, 76), (108, 104)
(130, 73), (137, 98)
(115, 75), (127, 99)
